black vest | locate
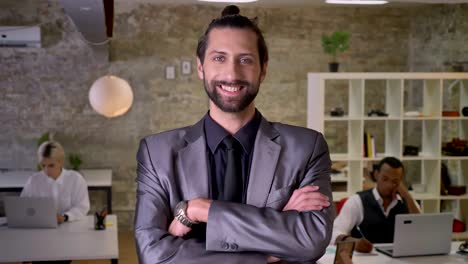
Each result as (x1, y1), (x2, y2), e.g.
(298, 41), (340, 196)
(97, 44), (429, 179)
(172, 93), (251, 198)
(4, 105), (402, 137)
(351, 189), (409, 243)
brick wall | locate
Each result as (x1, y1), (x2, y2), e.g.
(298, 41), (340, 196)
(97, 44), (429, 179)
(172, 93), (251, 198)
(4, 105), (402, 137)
(1, 1), (466, 228)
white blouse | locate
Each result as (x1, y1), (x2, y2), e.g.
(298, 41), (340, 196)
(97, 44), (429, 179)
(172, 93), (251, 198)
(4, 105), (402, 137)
(21, 169), (90, 221)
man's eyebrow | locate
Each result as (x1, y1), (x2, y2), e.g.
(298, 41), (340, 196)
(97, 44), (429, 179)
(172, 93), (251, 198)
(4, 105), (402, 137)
(208, 50), (227, 55)
(207, 50), (256, 57)
(238, 53), (255, 57)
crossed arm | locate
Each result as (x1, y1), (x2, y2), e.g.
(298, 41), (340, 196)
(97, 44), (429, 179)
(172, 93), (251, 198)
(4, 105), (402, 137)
(134, 138), (334, 264)
(169, 185), (331, 263)
(169, 185), (330, 234)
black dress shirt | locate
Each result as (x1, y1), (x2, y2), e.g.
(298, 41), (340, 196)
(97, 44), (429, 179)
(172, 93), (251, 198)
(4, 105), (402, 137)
(204, 110), (261, 202)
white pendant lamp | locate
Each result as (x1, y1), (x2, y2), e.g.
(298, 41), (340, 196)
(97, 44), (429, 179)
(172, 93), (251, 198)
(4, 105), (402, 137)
(89, 75), (134, 118)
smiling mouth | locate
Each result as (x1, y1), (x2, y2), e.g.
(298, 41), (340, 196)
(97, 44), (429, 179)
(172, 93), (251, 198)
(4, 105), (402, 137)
(218, 84), (244, 93)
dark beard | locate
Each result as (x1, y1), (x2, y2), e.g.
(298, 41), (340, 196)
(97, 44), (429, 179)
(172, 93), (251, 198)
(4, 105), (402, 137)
(203, 75), (260, 113)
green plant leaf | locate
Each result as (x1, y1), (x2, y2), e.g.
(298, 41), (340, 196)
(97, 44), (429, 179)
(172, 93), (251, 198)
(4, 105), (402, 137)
(37, 132), (50, 147)
(321, 31), (351, 62)
(68, 153), (83, 171)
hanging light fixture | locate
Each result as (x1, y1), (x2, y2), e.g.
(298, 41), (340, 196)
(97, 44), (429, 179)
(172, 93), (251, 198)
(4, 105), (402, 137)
(88, 75), (134, 118)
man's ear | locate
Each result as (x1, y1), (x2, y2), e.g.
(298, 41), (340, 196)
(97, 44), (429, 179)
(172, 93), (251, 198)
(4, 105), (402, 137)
(259, 62), (268, 83)
(197, 57), (204, 80)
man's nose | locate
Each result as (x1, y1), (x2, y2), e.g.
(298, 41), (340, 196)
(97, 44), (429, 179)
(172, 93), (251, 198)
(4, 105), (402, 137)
(224, 61), (242, 80)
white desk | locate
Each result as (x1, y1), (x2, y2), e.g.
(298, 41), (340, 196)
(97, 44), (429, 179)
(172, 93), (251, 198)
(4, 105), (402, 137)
(0, 215), (119, 263)
(0, 169), (113, 213)
(318, 242), (467, 264)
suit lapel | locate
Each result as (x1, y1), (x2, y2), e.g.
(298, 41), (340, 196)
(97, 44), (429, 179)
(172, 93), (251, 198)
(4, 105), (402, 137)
(178, 119), (210, 199)
(246, 118), (281, 207)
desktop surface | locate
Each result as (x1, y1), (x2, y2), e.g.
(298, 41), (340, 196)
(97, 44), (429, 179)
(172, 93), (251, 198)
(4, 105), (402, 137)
(318, 242), (467, 264)
(0, 215), (118, 262)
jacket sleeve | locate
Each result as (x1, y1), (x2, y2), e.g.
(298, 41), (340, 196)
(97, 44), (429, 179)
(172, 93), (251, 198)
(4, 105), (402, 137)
(134, 139), (267, 264)
(206, 133), (334, 263)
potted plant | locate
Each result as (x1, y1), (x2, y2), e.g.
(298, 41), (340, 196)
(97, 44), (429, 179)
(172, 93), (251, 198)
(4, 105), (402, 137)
(321, 31), (350, 72)
(69, 153), (83, 171)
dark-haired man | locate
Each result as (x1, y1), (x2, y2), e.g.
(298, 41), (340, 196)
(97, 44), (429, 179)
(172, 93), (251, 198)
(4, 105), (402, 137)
(332, 157), (420, 253)
(134, 5), (333, 263)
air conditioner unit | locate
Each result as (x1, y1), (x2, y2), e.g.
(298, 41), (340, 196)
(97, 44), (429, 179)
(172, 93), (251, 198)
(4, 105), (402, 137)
(0, 26), (41, 48)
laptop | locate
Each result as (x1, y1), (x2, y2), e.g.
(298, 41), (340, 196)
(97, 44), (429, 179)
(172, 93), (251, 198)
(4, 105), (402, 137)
(375, 213), (453, 257)
(4, 196), (58, 228)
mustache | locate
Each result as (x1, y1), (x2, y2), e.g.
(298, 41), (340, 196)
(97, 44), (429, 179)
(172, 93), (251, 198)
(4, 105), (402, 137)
(212, 80), (250, 87)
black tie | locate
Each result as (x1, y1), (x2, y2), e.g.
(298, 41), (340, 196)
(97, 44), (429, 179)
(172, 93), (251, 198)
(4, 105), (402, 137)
(223, 136), (242, 202)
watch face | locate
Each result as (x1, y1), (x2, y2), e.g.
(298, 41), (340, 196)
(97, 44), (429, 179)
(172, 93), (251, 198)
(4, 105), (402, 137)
(175, 201), (186, 216)
(174, 201), (197, 227)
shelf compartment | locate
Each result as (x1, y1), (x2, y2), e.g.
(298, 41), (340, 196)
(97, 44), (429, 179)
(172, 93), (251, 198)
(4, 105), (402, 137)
(459, 200), (468, 233)
(443, 79), (468, 116)
(324, 121), (348, 154)
(403, 79), (442, 118)
(441, 119), (468, 158)
(363, 79), (403, 118)
(422, 119), (441, 156)
(349, 120), (363, 157)
(460, 80), (468, 113)
(403, 160), (421, 189)
(363, 120), (401, 158)
(349, 79), (364, 118)
(323, 79), (350, 119)
(422, 160), (441, 196)
(423, 79), (442, 117)
(461, 160), (468, 186)
(402, 119), (441, 157)
(330, 173), (348, 183)
(421, 199), (439, 213)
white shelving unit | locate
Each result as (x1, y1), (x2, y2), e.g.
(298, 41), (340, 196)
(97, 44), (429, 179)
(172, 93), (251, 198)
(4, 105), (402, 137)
(308, 72), (468, 239)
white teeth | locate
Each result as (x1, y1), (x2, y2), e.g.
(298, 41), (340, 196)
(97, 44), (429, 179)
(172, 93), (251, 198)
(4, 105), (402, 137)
(221, 85), (240, 92)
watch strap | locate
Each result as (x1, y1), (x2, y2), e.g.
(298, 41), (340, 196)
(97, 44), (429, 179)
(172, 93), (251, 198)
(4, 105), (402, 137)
(175, 213), (196, 227)
(174, 201), (198, 227)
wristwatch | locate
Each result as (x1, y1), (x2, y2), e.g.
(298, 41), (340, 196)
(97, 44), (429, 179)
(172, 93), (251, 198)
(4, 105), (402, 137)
(63, 214), (69, 222)
(174, 201), (198, 227)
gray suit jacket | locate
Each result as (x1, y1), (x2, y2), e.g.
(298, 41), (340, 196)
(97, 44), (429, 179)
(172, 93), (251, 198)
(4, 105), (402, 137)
(134, 116), (334, 264)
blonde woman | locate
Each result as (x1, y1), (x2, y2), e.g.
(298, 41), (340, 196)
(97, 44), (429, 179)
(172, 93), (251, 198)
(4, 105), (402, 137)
(21, 141), (90, 224)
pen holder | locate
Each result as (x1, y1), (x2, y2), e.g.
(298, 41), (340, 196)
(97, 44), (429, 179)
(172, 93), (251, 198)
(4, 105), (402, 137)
(94, 212), (106, 230)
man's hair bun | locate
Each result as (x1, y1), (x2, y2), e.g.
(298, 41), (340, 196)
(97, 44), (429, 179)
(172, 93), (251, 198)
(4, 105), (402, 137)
(221, 5), (240, 17)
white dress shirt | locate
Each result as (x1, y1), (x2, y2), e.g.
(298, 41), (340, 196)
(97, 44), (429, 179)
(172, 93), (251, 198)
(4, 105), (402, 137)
(331, 188), (403, 244)
(21, 169), (90, 222)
